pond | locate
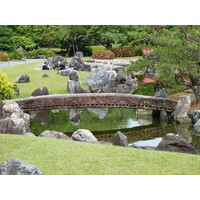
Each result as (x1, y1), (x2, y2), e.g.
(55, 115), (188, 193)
(30, 108), (200, 151)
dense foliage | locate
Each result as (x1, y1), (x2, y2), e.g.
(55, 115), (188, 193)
(8, 50), (24, 60)
(0, 71), (15, 100)
(28, 49), (55, 58)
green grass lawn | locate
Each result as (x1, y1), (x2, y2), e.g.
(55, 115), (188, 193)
(0, 134), (200, 175)
(0, 62), (91, 98)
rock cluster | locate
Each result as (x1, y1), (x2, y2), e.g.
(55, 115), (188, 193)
(67, 70), (89, 94)
(42, 56), (68, 70)
(85, 67), (138, 93)
(0, 101), (30, 135)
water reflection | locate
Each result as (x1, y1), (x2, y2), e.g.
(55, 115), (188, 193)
(30, 108), (200, 152)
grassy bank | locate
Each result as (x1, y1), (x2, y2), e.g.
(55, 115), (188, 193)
(0, 134), (200, 175)
(0, 62), (91, 98)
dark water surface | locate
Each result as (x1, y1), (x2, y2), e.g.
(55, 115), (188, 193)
(30, 108), (200, 151)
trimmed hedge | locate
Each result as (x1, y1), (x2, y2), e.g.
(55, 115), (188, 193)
(92, 49), (115, 59)
(0, 52), (9, 61)
(28, 49), (55, 59)
(110, 47), (135, 57)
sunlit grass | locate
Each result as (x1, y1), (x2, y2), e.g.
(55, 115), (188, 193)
(0, 134), (200, 175)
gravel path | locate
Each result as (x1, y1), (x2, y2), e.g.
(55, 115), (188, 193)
(0, 59), (46, 68)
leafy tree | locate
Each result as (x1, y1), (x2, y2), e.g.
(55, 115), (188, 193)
(59, 25), (91, 56)
(127, 25), (200, 102)
(13, 36), (36, 51)
(0, 25), (16, 51)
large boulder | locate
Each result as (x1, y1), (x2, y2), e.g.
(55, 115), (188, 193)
(39, 130), (71, 140)
(18, 75), (30, 83)
(71, 129), (98, 143)
(31, 87), (49, 97)
(67, 71), (89, 94)
(155, 133), (199, 154)
(42, 56), (68, 70)
(0, 101), (30, 135)
(0, 159), (42, 175)
(113, 131), (128, 147)
(173, 96), (191, 124)
(188, 110), (200, 124)
(69, 56), (91, 71)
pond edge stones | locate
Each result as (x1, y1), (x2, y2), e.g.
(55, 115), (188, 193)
(71, 129), (98, 143)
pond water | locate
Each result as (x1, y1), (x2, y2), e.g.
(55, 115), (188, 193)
(30, 108), (200, 151)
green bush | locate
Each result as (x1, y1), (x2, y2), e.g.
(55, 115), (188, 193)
(28, 49), (55, 59)
(0, 52), (9, 61)
(87, 45), (106, 52)
(13, 36), (36, 51)
(8, 50), (24, 60)
(110, 47), (135, 57)
(0, 71), (15, 100)
(92, 49), (115, 59)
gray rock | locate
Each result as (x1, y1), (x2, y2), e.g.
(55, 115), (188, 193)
(32, 87), (49, 97)
(69, 56), (91, 71)
(18, 75), (30, 83)
(194, 119), (200, 127)
(173, 96), (191, 124)
(113, 131), (128, 147)
(42, 56), (68, 70)
(42, 74), (49, 78)
(0, 101), (30, 134)
(24, 132), (36, 137)
(69, 70), (79, 81)
(188, 110), (200, 124)
(13, 84), (20, 96)
(87, 108), (108, 119)
(0, 159), (42, 175)
(60, 68), (74, 76)
(72, 129), (98, 143)
(67, 80), (89, 94)
(155, 133), (199, 154)
(39, 130), (71, 140)
(154, 81), (167, 98)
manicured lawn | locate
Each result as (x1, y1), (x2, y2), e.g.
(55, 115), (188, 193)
(0, 62), (91, 98)
(0, 134), (200, 175)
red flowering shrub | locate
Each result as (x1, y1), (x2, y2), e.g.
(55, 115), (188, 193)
(141, 48), (154, 56)
(111, 47), (135, 57)
(0, 52), (9, 61)
(92, 49), (115, 59)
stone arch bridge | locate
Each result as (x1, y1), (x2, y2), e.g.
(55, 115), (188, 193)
(11, 93), (178, 113)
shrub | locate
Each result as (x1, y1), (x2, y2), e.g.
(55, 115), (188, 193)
(28, 49), (55, 59)
(0, 52), (9, 61)
(13, 36), (36, 51)
(141, 48), (154, 56)
(8, 50), (24, 60)
(88, 45), (106, 52)
(0, 71), (15, 100)
(110, 47), (135, 57)
(92, 49), (115, 59)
